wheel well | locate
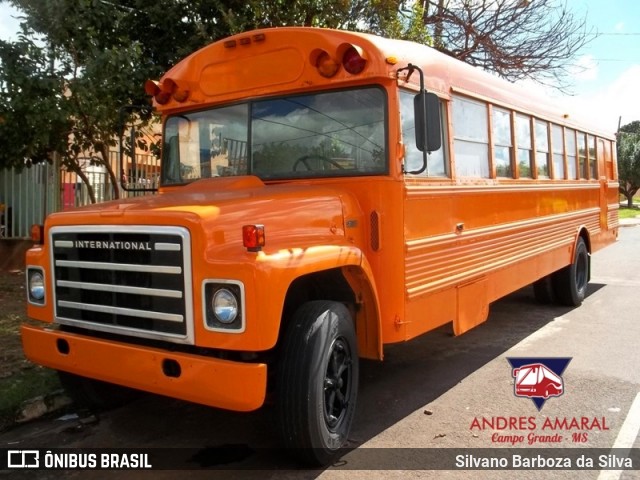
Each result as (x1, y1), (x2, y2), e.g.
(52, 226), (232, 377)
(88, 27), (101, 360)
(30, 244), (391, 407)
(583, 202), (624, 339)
(280, 268), (356, 335)
(265, 269), (358, 395)
(578, 228), (591, 253)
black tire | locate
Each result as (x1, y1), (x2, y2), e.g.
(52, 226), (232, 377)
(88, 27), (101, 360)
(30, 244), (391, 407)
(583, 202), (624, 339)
(276, 301), (359, 466)
(552, 237), (589, 306)
(58, 371), (139, 411)
(533, 275), (555, 304)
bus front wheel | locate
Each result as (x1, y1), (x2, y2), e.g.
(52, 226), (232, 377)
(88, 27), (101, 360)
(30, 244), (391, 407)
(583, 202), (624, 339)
(276, 300), (359, 466)
(552, 237), (589, 307)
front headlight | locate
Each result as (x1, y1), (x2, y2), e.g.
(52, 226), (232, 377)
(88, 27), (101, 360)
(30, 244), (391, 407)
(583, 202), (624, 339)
(203, 281), (244, 333)
(212, 289), (238, 323)
(27, 268), (45, 304)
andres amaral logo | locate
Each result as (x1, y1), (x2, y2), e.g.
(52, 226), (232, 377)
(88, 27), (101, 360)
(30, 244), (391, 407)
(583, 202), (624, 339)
(507, 358), (571, 411)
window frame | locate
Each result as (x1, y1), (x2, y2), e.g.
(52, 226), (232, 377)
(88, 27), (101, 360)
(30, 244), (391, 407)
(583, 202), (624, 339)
(161, 85), (390, 186)
(452, 94), (490, 179)
(400, 89), (450, 178)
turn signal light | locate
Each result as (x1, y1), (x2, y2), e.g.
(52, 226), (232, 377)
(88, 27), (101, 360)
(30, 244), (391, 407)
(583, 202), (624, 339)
(31, 224), (44, 244)
(242, 225), (265, 252)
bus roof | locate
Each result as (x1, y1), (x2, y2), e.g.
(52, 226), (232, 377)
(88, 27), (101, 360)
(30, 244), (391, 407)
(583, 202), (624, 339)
(149, 27), (613, 139)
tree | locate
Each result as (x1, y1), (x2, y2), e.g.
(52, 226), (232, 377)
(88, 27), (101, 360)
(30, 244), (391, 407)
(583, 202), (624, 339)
(0, 1), (141, 200)
(419, 0), (593, 91)
(0, 36), (69, 170)
(617, 121), (640, 208)
(0, 0), (590, 200)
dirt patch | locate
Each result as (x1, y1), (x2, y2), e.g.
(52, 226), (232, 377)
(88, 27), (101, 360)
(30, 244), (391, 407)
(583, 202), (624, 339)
(0, 239), (34, 272)
(0, 269), (31, 378)
(0, 269), (60, 430)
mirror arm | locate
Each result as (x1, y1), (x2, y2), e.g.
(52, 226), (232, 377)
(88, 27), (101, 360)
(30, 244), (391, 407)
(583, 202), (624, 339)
(398, 63), (429, 175)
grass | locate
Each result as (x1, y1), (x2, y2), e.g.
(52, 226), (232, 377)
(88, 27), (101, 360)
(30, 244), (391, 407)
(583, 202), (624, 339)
(0, 270), (61, 431)
(619, 206), (640, 220)
(0, 368), (61, 427)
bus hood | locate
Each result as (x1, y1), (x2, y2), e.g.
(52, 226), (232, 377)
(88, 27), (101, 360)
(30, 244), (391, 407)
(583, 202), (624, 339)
(46, 176), (358, 250)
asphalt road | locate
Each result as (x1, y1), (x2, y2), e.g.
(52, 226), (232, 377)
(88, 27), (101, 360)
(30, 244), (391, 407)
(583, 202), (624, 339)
(2, 225), (640, 479)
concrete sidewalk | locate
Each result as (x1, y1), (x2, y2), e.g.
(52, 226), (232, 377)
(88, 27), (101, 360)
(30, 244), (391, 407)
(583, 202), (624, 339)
(620, 216), (640, 227)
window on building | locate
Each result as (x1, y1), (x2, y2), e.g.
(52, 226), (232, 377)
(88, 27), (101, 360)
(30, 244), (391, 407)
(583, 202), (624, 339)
(492, 107), (513, 178)
(516, 114), (533, 178)
(452, 95), (489, 178)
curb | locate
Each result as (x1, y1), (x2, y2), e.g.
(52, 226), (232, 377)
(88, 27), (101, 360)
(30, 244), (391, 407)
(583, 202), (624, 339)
(619, 218), (640, 227)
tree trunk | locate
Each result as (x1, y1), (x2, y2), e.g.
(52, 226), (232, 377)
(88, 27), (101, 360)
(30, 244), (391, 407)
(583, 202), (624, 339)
(98, 144), (120, 200)
(75, 168), (97, 205)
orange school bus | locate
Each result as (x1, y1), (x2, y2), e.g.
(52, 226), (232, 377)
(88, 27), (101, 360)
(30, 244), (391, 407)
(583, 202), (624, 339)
(22, 27), (618, 464)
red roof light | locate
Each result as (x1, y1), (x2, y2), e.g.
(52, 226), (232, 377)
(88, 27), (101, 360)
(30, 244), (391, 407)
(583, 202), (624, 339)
(342, 46), (366, 74)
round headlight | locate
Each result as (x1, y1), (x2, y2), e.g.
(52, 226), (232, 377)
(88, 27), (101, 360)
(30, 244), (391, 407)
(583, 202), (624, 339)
(212, 288), (238, 324)
(29, 272), (45, 301)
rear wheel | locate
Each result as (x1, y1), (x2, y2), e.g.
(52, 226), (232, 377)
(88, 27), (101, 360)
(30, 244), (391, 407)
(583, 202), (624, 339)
(552, 237), (589, 306)
(58, 371), (139, 411)
(276, 301), (358, 466)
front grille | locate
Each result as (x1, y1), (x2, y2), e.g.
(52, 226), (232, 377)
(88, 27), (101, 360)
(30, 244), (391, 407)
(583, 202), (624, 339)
(50, 226), (193, 344)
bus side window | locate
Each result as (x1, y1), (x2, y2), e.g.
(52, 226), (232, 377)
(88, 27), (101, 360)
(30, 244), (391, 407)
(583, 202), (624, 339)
(492, 107), (513, 178)
(588, 135), (597, 179)
(565, 128), (577, 179)
(452, 95), (489, 178)
(515, 114), (533, 178)
(551, 124), (565, 179)
(535, 119), (550, 179)
(578, 132), (588, 179)
(400, 90), (449, 177)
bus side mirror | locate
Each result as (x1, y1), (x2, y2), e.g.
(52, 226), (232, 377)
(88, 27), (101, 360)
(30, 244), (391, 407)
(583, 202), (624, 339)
(414, 91), (442, 152)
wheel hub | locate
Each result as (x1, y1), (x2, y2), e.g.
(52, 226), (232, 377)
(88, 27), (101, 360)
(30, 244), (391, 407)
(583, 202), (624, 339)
(323, 338), (352, 430)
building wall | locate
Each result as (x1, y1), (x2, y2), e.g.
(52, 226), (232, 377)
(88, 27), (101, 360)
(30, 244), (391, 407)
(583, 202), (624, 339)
(0, 151), (159, 239)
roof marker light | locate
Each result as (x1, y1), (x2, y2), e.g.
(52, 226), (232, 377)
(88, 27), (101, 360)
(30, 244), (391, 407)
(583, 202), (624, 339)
(144, 79), (171, 104)
(164, 78), (190, 102)
(313, 50), (339, 78)
(342, 45), (367, 74)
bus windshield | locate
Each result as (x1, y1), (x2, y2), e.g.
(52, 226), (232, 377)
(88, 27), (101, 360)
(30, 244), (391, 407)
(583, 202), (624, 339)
(162, 86), (387, 185)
